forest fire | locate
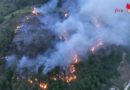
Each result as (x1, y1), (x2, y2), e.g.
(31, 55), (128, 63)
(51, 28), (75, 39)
(52, 77), (57, 81)
(2, 0), (129, 89)
(74, 55), (78, 64)
(93, 17), (101, 28)
(64, 12), (68, 18)
(34, 78), (38, 82)
(64, 54), (79, 83)
(96, 41), (104, 47)
(27, 78), (48, 89)
(90, 41), (104, 52)
(14, 25), (20, 34)
(28, 79), (33, 84)
(90, 47), (95, 52)
(39, 83), (48, 89)
(70, 65), (75, 73)
(50, 55), (79, 83)
(31, 8), (38, 15)
(66, 75), (77, 83)
(59, 30), (69, 41)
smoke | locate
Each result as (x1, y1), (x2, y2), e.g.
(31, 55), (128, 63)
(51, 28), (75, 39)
(36, 0), (59, 14)
(7, 0), (130, 74)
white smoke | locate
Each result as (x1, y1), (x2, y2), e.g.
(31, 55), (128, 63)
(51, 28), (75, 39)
(7, 0), (130, 74)
(35, 0), (58, 14)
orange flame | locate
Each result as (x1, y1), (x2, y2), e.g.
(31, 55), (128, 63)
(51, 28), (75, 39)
(39, 83), (47, 89)
(70, 65), (75, 73)
(65, 54), (79, 83)
(14, 25), (20, 34)
(74, 55), (78, 64)
(31, 8), (38, 15)
(28, 79), (33, 84)
(90, 41), (104, 52)
(66, 75), (77, 83)
(34, 78), (38, 82)
(52, 77), (57, 81)
(93, 17), (101, 28)
(90, 47), (95, 52)
(64, 13), (68, 18)
(96, 41), (103, 47)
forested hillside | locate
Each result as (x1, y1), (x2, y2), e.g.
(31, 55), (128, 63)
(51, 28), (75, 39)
(0, 0), (130, 90)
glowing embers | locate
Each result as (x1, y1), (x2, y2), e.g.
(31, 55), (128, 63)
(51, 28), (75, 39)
(66, 75), (77, 83)
(26, 55), (79, 90)
(73, 55), (78, 64)
(59, 30), (69, 41)
(90, 41), (104, 53)
(27, 78), (48, 89)
(31, 8), (38, 15)
(65, 55), (78, 83)
(64, 12), (69, 18)
(14, 25), (20, 34)
(34, 78), (38, 82)
(58, 54), (79, 83)
(39, 83), (48, 89)
(65, 65), (77, 83)
(52, 77), (57, 81)
(93, 17), (101, 28)
(28, 79), (33, 84)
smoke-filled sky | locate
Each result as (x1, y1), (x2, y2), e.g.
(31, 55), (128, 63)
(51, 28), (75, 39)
(7, 0), (130, 74)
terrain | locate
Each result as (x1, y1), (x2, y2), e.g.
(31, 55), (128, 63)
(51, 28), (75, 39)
(0, 0), (130, 90)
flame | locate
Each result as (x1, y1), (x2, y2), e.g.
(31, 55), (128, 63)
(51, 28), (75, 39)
(31, 8), (38, 15)
(52, 77), (57, 81)
(90, 47), (95, 52)
(70, 65), (75, 73)
(59, 30), (69, 41)
(39, 83), (47, 89)
(66, 75), (77, 83)
(54, 55), (79, 83)
(14, 26), (20, 34)
(26, 55), (79, 85)
(34, 78), (38, 82)
(64, 54), (79, 83)
(64, 12), (68, 18)
(28, 79), (33, 84)
(90, 41), (104, 52)
(93, 17), (101, 28)
(96, 41), (103, 47)
(74, 55), (78, 64)
(59, 76), (64, 81)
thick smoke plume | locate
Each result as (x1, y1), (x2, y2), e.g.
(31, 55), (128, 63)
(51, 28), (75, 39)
(7, 0), (130, 74)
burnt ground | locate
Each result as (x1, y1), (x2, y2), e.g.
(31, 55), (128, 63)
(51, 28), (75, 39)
(7, 13), (57, 59)
(0, 13), (29, 29)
